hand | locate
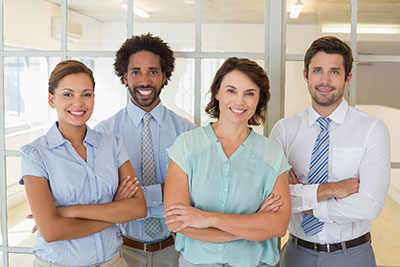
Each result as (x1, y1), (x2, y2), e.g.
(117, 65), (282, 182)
(113, 176), (139, 201)
(164, 204), (211, 232)
(257, 193), (283, 213)
(303, 210), (313, 216)
(288, 169), (300, 185)
(26, 214), (38, 233)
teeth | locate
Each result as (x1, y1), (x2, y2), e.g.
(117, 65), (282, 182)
(70, 111), (84, 115)
(231, 108), (245, 113)
(138, 90), (152, 96)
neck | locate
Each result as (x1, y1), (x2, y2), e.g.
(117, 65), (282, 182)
(212, 119), (250, 141)
(57, 122), (86, 145)
(312, 98), (343, 118)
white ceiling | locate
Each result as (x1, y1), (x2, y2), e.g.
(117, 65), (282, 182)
(45, 0), (400, 25)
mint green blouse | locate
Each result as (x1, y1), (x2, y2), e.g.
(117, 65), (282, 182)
(166, 123), (290, 267)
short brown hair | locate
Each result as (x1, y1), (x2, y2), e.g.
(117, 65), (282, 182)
(114, 33), (175, 87)
(304, 36), (353, 80)
(48, 60), (95, 94)
(205, 57), (270, 126)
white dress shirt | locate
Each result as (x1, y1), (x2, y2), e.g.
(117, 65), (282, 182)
(270, 99), (390, 244)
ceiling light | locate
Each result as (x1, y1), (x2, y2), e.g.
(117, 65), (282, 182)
(121, 2), (150, 19)
(289, 0), (304, 19)
(322, 24), (400, 34)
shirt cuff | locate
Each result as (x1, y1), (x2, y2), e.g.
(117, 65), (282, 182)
(313, 200), (334, 223)
(142, 184), (162, 208)
(302, 184), (320, 210)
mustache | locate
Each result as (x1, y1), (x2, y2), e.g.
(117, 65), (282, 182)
(134, 85), (156, 90)
(315, 83), (336, 90)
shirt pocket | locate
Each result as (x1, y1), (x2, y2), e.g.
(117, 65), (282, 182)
(332, 147), (363, 178)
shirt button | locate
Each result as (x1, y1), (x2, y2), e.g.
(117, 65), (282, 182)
(153, 201), (157, 205)
(224, 188), (228, 192)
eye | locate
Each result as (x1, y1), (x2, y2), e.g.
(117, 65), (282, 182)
(63, 92), (72, 97)
(331, 70), (339, 75)
(246, 92), (255, 96)
(131, 70), (140, 75)
(150, 70), (158, 75)
(227, 89), (235, 93)
(83, 92), (93, 97)
(313, 69), (322, 73)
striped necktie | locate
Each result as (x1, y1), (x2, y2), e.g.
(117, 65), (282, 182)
(141, 113), (162, 239)
(301, 117), (331, 236)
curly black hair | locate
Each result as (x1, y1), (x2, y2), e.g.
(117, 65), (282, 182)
(114, 33), (175, 87)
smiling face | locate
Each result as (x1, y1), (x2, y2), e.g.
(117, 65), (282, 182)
(215, 70), (260, 126)
(48, 73), (94, 130)
(304, 51), (352, 115)
(123, 50), (167, 112)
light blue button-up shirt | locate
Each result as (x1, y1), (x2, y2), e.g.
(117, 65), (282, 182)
(20, 123), (129, 267)
(95, 101), (196, 242)
(167, 124), (290, 267)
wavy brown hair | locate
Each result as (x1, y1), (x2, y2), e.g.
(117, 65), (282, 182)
(205, 57), (270, 126)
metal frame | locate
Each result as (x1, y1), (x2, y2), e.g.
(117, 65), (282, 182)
(0, 0), (399, 266)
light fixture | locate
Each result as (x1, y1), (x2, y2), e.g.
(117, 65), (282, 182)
(289, 0), (304, 19)
(121, 1), (150, 19)
(322, 24), (400, 34)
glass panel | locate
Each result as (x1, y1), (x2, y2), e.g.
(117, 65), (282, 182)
(67, 1), (127, 51)
(4, 0), (61, 50)
(284, 61), (310, 118)
(202, 0), (265, 53)
(201, 58), (265, 135)
(9, 253), (35, 267)
(160, 58), (195, 123)
(4, 57), (60, 151)
(286, 0), (351, 54)
(355, 62), (400, 267)
(357, 1), (400, 55)
(69, 57), (128, 128)
(133, 0), (195, 52)
(6, 157), (36, 248)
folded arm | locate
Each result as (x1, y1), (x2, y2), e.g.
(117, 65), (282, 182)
(23, 175), (112, 243)
(57, 161), (147, 224)
(164, 160), (291, 242)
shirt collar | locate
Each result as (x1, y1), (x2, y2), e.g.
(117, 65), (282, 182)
(205, 122), (254, 146)
(307, 98), (348, 126)
(46, 122), (99, 150)
(127, 100), (165, 127)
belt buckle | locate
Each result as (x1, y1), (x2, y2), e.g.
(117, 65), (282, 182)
(144, 241), (161, 252)
(326, 243), (331, 253)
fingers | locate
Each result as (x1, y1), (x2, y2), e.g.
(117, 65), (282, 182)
(258, 194), (283, 212)
(26, 214), (34, 219)
(31, 225), (38, 233)
(288, 169), (299, 184)
(115, 176), (140, 201)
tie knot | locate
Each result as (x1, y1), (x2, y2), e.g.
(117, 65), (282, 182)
(143, 113), (152, 125)
(317, 117), (331, 130)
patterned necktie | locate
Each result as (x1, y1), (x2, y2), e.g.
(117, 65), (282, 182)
(301, 117), (331, 236)
(141, 113), (162, 239)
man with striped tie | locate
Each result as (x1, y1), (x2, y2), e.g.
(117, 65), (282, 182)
(270, 36), (390, 267)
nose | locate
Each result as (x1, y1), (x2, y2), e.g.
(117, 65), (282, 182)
(234, 93), (245, 105)
(321, 72), (331, 84)
(139, 73), (151, 86)
(72, 96), (84, 106)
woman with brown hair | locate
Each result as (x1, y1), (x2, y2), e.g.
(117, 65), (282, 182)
(164, 57), (291, 267)
(20, 60), (147, 266)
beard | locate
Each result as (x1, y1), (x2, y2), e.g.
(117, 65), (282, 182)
(128, 85), (162, 108)
(309, 83), (344, 107)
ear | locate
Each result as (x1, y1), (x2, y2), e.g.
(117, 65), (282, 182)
(303, 69), (308, 82)
(215, 89), (220, 101)
(162, 72), (167, 86)
(345, 72), (352, 86)
(48, 93), (56, 108)
(123, 72), (128, 85)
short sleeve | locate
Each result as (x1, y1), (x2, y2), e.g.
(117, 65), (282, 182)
(114, 134), (130, 168)
(166, 134), (188, 174)
(278, 150), (291, 175)
(20, 144), (49, 180)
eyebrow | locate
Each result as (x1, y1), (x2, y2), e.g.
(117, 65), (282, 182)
(129, 66), (161, 71)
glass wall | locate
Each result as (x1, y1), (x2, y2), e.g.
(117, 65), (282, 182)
(1, 0), (399, 266)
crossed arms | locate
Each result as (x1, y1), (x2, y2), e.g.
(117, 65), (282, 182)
(24, 160), (147, 242)
(163, 160), (291, 242)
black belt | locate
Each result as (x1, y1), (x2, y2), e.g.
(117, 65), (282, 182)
(289, 232), (371, 253)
